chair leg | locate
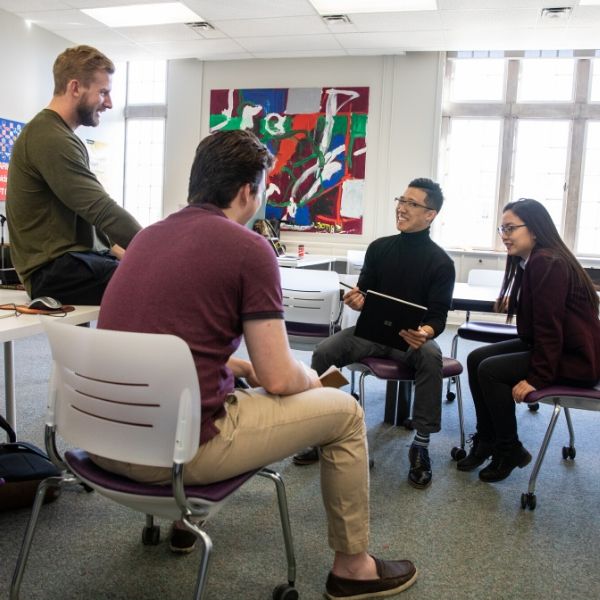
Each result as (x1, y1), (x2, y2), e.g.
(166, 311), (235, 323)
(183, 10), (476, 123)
(521, 403), (562, 510)
(562, 407), (576, 459)
(258, 468), (297, 586)
(446, 334), (459, 401)
(10, 475), (70, 600)
(450, 376), (467, 461)
(185, 516), (213, 600)
(358, 371), (369, 412)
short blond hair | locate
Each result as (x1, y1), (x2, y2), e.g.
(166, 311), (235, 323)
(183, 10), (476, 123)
(53, 45), (115, 95)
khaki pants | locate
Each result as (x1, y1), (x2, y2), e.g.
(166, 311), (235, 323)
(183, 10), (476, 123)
(92, 386), (370, 554)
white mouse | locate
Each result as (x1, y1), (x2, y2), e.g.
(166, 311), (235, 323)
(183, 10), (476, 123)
(28, 296), (63, 310)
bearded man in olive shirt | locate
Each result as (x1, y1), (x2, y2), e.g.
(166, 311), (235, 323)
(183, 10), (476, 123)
(6, 45), (141, 304)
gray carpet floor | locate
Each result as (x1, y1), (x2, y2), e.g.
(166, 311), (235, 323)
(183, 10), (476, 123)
(1, 327), (599, 600)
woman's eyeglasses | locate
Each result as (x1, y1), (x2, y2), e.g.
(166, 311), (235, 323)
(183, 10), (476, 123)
(497, 224), (527, 236)
(394, 197), (434, 211)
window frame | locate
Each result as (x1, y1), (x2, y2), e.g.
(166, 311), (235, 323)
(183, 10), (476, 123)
(440, 53), (600, 257)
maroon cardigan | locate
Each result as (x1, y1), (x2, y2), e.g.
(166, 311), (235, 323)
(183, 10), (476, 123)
(516, 247), (600, 389)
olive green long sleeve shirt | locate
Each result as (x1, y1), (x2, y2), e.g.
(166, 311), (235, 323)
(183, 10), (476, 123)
(6, 109), (141, 290)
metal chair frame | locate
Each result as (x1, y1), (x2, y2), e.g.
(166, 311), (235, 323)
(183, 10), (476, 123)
(521, 384), (600, 511)
(11, 321), (298, 600)
(355, 356), (466, 459)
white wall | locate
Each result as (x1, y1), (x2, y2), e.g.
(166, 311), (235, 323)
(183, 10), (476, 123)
(0, 10), (126, 210)
(162, 53), (442, 260)
(0, 11), (64, 122)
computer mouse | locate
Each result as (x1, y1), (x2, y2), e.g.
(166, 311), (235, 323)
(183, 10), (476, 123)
(28, 296), (63, 310)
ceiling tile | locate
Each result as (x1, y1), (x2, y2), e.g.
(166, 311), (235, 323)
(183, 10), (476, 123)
(17, 8), (103, 29)
(336, 30), (445, 50)
(214, 15), (328, 37)
(238, 33), (342, 53)
(349, 11), (442, 31)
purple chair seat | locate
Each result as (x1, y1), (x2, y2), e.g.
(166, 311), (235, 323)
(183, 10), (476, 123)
(525, 385), (600, 404)
(285, 321), (332, 338)
(360, 356), (463, 380)
(457, 321), (518, 343)
(65, 449), (258, 502)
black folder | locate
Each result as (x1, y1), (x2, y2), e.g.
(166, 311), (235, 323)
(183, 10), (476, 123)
(354, 290), (427, 351)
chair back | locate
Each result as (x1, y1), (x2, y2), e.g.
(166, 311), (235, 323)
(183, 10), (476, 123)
(280, 268), (340, 329)
(42, 320), (201, 468)
(467, 269), (504, 287)
(346, 250), (366, 275)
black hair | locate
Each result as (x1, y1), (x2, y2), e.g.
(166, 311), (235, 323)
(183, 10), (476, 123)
(188, 130), (274, 208)
(408, 177), (444, 212)
(497, 198), (599, 319)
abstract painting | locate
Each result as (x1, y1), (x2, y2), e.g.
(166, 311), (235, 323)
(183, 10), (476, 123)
(210, 87), (369, 234)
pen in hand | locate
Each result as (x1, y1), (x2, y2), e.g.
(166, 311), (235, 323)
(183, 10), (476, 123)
(340, 281), (367, 297)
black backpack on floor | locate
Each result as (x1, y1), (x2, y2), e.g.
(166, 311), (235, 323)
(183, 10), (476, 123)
(0, 414), (61, 511)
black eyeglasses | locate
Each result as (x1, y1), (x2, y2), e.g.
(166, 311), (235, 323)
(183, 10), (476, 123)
(497, 224), (527, 236)
(394, 197), (434, 211)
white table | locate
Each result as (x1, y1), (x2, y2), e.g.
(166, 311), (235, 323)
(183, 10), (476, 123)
(277, 254), (335, 269)
(0, 289), (100, 434)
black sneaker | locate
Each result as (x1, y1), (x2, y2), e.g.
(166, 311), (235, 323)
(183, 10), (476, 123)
(408, 445), (432, 489)
(169, 524), (197, 554)
(292, 446), (319, 465)
(456, 433), (494, 472)
(479, 443), (532, 483)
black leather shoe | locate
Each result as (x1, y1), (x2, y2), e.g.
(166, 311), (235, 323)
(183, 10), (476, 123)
(456, 433), (494, 472)
(292, 446), (319, 465)
(479, 443), (532, 482)
(408, 445), (432, 489)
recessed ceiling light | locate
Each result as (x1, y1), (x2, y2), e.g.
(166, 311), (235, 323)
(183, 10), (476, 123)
(309, 0), (436, 15)
(81, 2), (203, 28)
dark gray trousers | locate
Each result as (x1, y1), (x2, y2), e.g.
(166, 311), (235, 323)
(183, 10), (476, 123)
(312, 326), (443, 434)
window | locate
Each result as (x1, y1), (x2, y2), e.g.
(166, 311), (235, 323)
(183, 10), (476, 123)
(449, 58), (505, 102)
(437, 119), (501, 249)
(439, 54), (600, 257)
(517, 59), (575, 102)
(124, 119), (165, 227)
(123, 61), (167, 227)
(578, 121), (600, 254)
(511, 120), (570, 229)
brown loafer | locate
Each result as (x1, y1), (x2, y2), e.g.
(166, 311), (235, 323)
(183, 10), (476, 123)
(324, 556), (417, 599)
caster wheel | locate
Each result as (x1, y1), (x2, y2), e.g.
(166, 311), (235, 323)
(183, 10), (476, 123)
(80, 483), (94, 493)
(528, 402), (539, 412)
(142, 525), (160, 545)
(451, 447), (466, 461)
(402, 418), (414, 431)
(562, 446), (576, 460)
(368, 458), (375, 470)
(520, 493), (536, 510)
(446, 392), (456, 403)
(273, 583), (299, 600)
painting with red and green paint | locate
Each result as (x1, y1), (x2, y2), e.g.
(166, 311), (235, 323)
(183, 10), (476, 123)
(210, 87), (368, 234)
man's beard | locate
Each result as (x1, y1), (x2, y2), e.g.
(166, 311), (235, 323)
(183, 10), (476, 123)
(76, 99), (99, 127)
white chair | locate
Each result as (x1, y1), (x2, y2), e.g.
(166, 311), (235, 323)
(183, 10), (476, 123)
(346, 250), (366, 275)
(11, 320), (297, 600)
(280, 267), (342, 351)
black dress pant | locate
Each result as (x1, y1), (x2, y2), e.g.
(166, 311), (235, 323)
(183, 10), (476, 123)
(30, 251), (119, 305)
(467, 338), (531, 449)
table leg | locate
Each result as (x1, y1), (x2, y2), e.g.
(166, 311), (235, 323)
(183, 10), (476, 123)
(384, 381), (412, 426)
(4, 340), (15, 433)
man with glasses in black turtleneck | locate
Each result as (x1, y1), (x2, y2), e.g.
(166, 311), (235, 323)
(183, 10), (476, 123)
(293, 178), (455, 490)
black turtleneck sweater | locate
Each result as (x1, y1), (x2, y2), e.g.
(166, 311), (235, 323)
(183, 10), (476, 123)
(357, 228), (455, 337)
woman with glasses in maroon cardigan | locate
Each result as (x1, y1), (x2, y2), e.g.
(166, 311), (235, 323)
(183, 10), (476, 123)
(458, 198), (600, 482)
